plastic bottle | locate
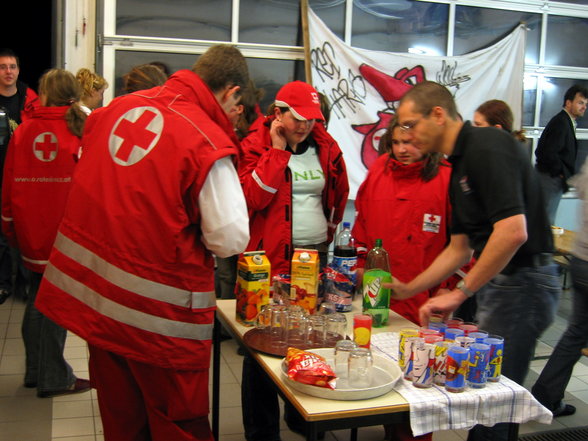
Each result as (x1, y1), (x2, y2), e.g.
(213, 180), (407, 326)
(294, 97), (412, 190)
(332, 222), (357, 284)
(362, 239), (391, 327)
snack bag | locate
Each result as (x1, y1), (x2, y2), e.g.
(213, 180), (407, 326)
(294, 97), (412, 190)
(323, 265), (354, 312)
(286, 348), (337, 389)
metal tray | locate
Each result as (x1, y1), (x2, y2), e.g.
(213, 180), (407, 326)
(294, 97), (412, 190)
(281, 348), (402, 401)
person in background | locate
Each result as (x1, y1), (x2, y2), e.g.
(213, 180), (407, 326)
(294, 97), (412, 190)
(390, 81), (560, 441)
(1, 68), (90, 398)
(215, 80), (264, 301)
(531, 156), (588, 418)
(35, 45), (250, 441)
(473, 99), (526, 142)
(535, 84), (588, 225)
(122, 63), (167, 94)
(0, 48), (40, 305)
(150, 61), (172, 77)
(75, 68), (108, 114)
(238, 80), (349, 441)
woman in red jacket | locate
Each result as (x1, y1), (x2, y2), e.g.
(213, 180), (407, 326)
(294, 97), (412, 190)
(238, 81), (349, 441)
(354, 116), (453, 326)
(1, 68), (90, 398)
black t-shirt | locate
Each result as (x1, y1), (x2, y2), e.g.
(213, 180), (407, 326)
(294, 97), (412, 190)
(448, 122), (553, 257)
(0, 93), (22, 125)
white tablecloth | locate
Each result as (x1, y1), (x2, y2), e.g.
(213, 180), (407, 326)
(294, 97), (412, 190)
(371, 333), (553, 436)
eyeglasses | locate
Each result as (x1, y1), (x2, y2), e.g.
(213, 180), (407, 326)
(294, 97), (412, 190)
(399, 110), (432, 133)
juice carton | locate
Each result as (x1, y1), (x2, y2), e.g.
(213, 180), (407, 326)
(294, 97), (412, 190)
(235, 251), (271, 326)
(290, 248), (319, 314)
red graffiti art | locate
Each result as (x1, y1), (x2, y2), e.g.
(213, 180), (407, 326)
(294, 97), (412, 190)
(353, 64), (426, 169)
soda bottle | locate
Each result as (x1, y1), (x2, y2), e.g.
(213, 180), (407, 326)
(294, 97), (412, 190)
(332, 222), (357, 285)
(362, 239), (391, 327)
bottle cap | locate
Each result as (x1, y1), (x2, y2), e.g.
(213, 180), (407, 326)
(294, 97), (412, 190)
(343, 221), (350, 229)
(375, 239), (383, 247)
(300, 252), (311, 262)
(252, 254), (263, 265)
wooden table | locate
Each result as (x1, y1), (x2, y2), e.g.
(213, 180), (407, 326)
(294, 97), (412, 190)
(211, 299), (412, 441)
(553, 229), (576, 256)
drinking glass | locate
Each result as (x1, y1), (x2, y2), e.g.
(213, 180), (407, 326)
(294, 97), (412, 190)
(348, 347), (373, 388)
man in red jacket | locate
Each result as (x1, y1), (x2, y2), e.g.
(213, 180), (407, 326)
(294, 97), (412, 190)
(35, 45), (250, 441)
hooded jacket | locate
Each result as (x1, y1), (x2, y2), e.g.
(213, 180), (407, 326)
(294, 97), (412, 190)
(239, 115), (349, 275)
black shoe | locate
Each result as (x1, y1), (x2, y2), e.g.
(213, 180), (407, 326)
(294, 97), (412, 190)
(24, 381), (37, 388)
(553, 402), (576, 417)
(0, 289), (11, 305)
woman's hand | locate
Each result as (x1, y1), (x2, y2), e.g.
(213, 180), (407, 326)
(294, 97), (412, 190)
(383, 277), (414, 300)
(270, 118), (287, 150)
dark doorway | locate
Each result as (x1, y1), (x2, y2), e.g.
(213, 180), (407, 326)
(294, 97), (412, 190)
(6, 2), (54, 92)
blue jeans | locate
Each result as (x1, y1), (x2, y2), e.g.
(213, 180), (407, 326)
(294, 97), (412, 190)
(467, 263), (561, 441)
(23, 272), (76, 392)
(0, 234), (12, 292)
(537, 171), (565, 226)
(532, 256), (588, 411)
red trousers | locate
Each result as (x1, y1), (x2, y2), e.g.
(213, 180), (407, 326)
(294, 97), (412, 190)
(88, 344), (213, 441)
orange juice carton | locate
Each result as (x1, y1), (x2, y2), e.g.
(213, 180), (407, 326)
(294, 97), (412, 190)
(236, 251), (271, 326)
(290, 248), (320, 314)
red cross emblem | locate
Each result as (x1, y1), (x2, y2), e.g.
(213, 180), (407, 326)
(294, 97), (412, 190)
(33, 132), (58, 162)
(109, 106), (163, 166)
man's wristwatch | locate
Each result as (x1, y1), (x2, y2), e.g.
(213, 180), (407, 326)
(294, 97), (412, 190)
(456, 280), (476, 298)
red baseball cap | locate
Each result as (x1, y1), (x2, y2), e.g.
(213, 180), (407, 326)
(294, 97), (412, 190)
(274, 81), (324, 121)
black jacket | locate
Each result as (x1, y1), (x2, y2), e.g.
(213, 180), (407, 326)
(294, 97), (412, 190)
(535, 109), (577, 188)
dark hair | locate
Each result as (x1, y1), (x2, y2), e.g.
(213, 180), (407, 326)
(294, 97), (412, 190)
(0, 48), (19, 67)
(399, 81), (459, 120)
(318, 92), (331, 128)
(149, 61), (171, 77)
(563, 84), (588, 106)
(123, 64), (167, 93)
(475, 99), (526, 143)
(235, 80), (264, 139)
(192, 45), (249, 94)
(386, 115), (444, 182)
(39, 69), (87, 137)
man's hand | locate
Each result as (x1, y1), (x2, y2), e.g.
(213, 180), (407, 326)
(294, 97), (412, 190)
(384, 277), (414, 300)
(418, 289), (467, 326)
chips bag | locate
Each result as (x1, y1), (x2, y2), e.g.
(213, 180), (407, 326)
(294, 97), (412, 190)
(286, 348), (337, 389)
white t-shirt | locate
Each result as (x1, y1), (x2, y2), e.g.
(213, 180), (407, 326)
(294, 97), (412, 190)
(288, 143), (327, 245)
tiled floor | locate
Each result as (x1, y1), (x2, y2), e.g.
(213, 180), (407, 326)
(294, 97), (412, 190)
(1, 287), (587, 441)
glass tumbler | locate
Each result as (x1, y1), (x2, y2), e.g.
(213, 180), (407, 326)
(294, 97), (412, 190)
(334, 339), (358, 378)
(326, 313), (347, 345)
(348, 347), (373, 388)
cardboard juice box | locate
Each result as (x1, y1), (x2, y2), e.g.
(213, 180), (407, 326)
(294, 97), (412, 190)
(290, 248), (319, 314)
(235, 251), (271, 326)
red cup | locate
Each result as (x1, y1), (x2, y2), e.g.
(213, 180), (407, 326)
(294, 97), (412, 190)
(353, 314), (372, 348)
(458, 322), (478, 335)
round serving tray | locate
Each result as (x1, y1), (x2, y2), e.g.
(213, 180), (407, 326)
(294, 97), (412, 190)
(281, 348), (402, 400)
(243, 328), (344, 358)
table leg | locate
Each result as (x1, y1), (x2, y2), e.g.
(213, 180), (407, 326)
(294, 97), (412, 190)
(212, 313), (221, 441)
(350, 427), (358, 441)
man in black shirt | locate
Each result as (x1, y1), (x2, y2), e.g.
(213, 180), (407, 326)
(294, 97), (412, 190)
(390, 81), (560, 441)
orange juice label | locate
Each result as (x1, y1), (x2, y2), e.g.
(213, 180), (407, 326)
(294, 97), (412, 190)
(290, 248), (319, 314)
(236, 251), (271, 326)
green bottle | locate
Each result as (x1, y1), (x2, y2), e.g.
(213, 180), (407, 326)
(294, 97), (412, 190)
(362, 239), (391, 327)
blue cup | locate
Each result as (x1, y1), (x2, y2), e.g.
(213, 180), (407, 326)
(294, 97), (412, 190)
(444, 327), (465, 342)
(445, 345), (469, 392)
(467, 343), (490, 388)
(484, 336), (504, 382)
(428, 322), (447, 336)
(468, 331), (489, 343)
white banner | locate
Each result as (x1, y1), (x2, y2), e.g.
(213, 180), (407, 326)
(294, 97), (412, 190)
(308, 7), (526, 199)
